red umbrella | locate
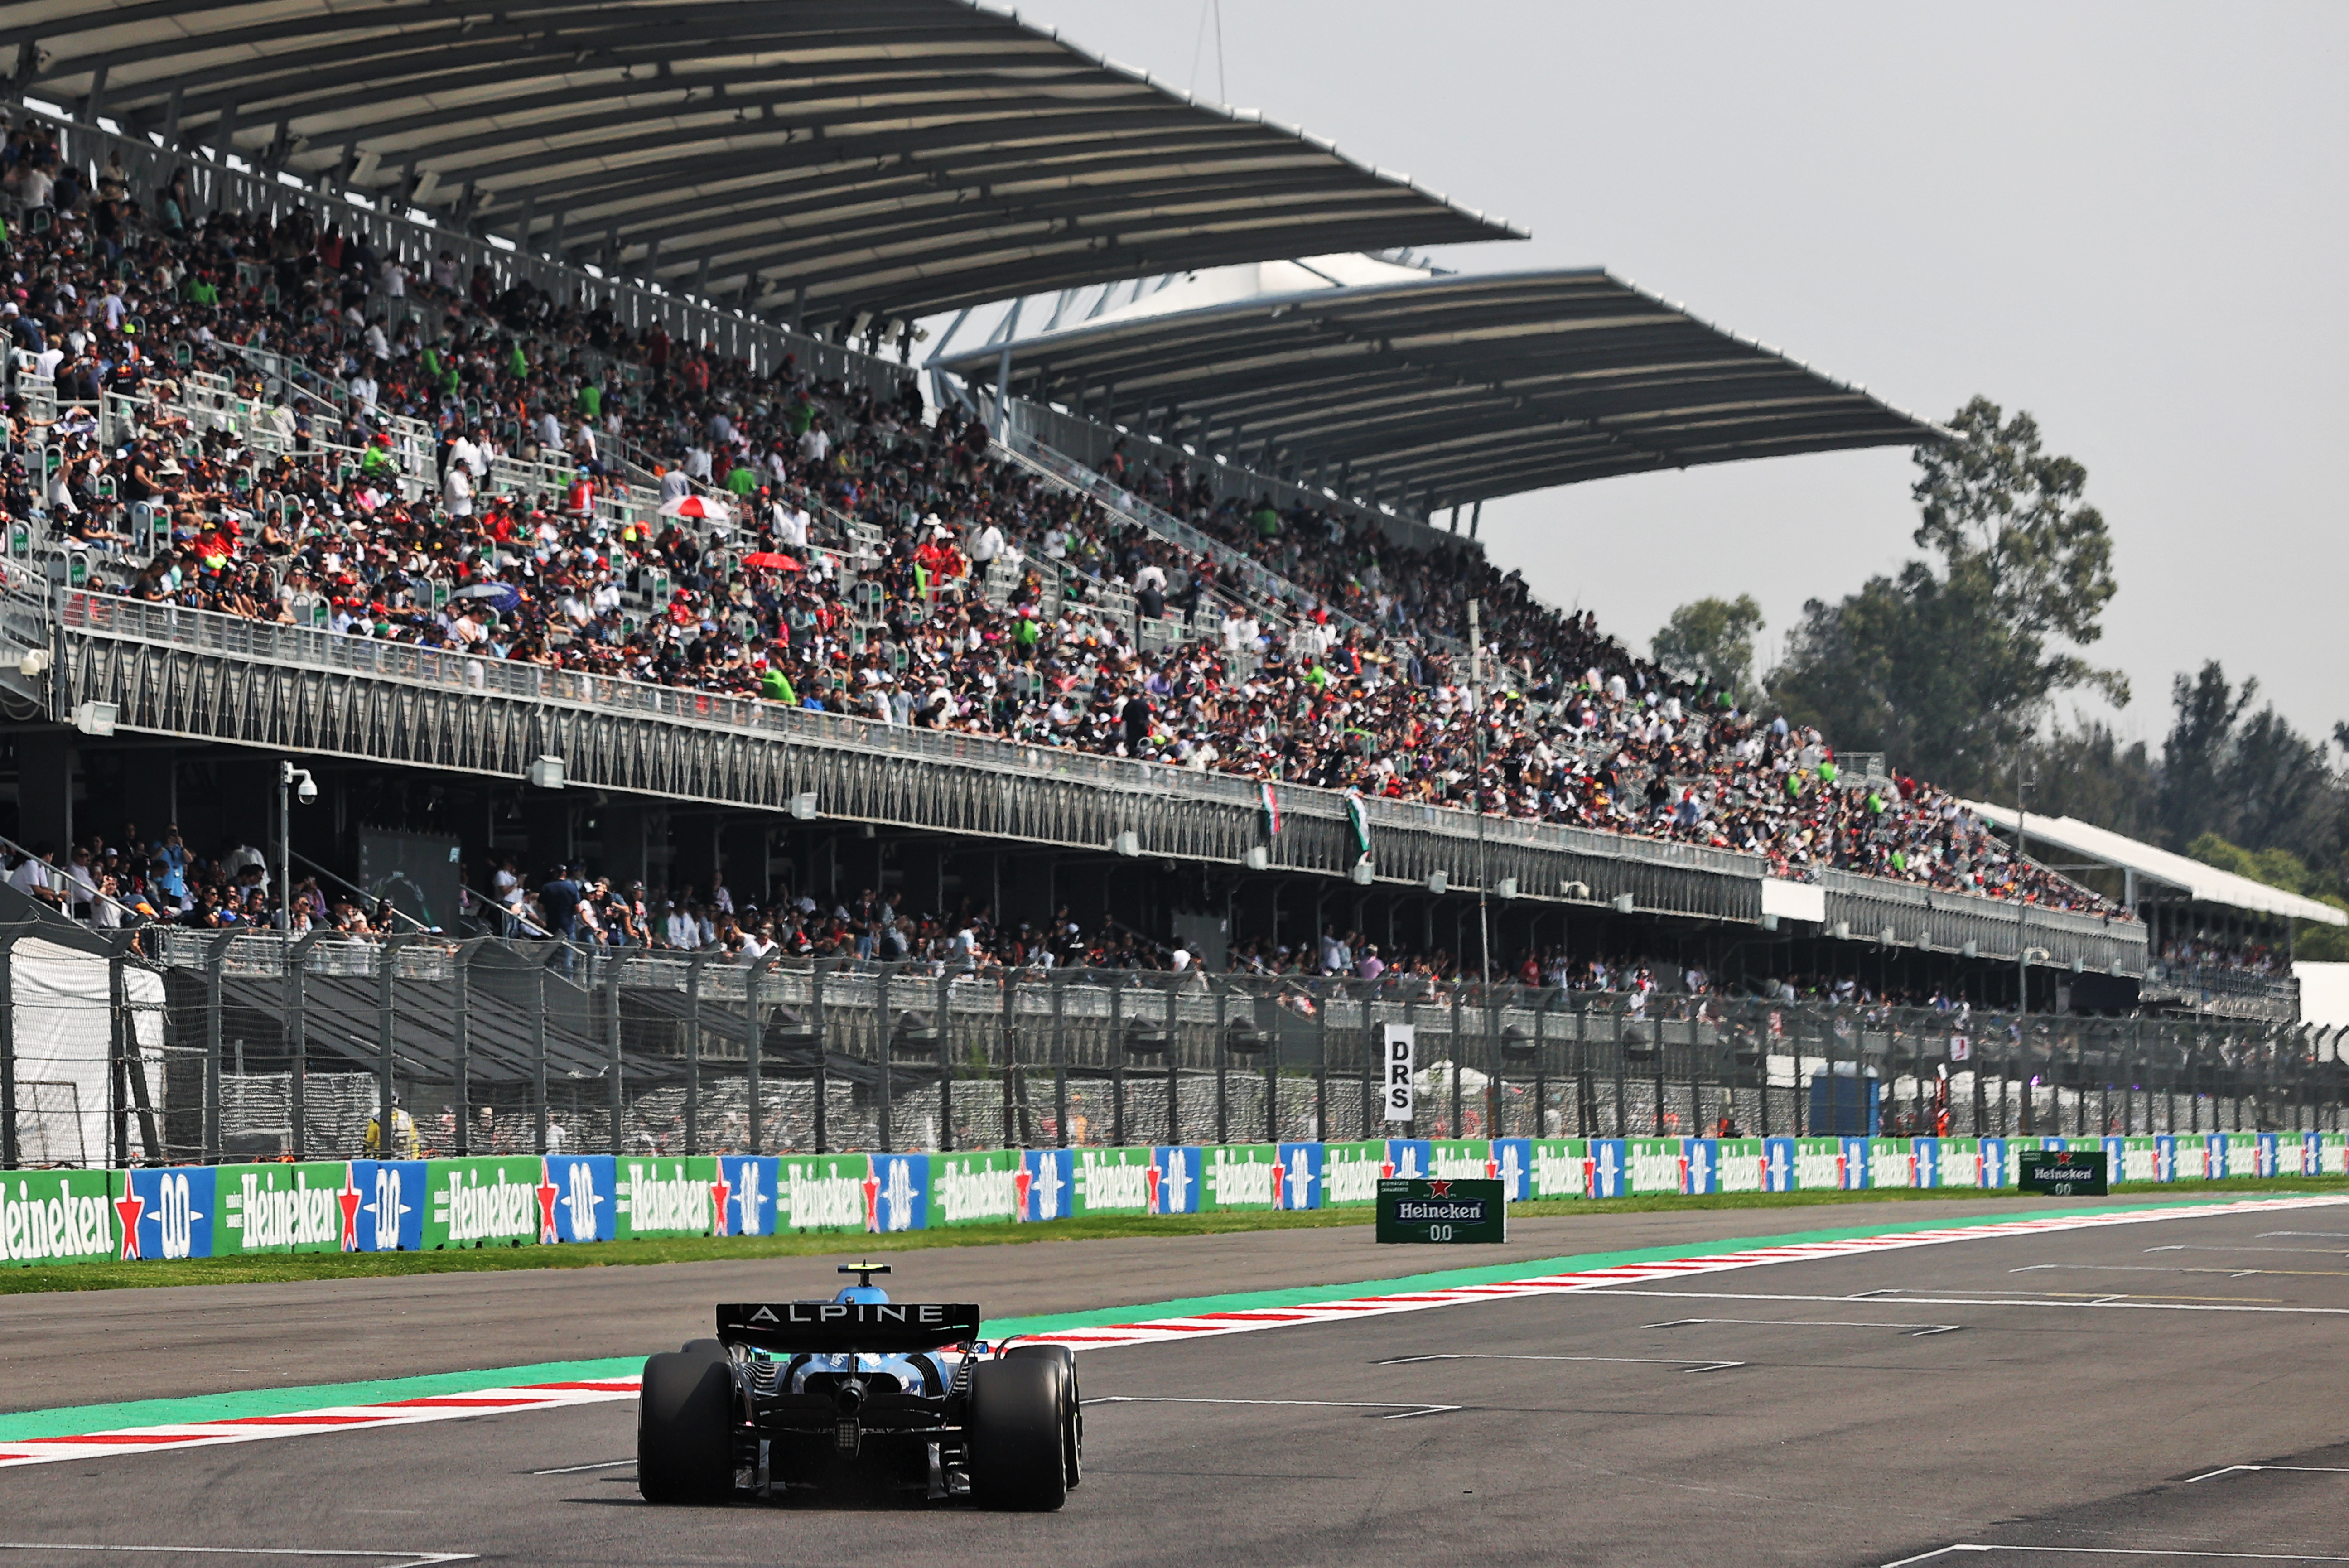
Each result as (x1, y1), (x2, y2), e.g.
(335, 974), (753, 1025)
(742, 551), (804, 571)
(658, 494), (733, 522)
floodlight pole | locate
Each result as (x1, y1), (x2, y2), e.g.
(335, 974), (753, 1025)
(2016, 749), (2031, 1021)
(1470, 600), (1490, 989)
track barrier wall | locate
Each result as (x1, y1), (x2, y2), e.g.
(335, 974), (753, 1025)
(5, 1133), (2343, 1268)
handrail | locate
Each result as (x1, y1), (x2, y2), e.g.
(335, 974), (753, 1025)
(40, 582), (2143, 952)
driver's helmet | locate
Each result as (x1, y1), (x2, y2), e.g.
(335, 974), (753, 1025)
(833, 1283), (890, 1305)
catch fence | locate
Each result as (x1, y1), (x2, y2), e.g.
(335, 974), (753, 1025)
(5, 931), (2343, 1169)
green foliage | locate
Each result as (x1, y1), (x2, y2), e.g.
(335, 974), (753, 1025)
(2159, 662), (2342, 867)
(1651, 594), (1764, 700)
(1765, 397), (2123, 797)
(2186, 832), (2349, 961)
(2028, 720), (2159, 840)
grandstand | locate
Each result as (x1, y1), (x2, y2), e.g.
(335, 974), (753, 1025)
(0, 0), (2215, 1170)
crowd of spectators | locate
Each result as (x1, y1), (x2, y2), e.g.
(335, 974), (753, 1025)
(5, 117), (2130, 972)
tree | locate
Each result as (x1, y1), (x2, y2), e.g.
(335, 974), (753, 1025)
(1651, 595), (1764, 700)
(1766, 397), (2123, 796)
(2029, 719), (2158, 840)
(2187, 833), (2349, 963)
(2158, 661), (2341, 866)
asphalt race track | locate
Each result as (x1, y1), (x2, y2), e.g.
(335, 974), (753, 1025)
(5, 1194), (2349, 1566)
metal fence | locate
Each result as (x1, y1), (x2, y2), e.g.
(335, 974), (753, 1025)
(7, 931), (2341, 1170)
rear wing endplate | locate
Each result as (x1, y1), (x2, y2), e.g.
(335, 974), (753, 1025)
(717, 1301), (984, 1355)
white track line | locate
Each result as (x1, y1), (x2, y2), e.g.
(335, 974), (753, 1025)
(1374, 1352), (1745, 1374)
(1642, 1317), (1962, 1336)
(2183, 1464), (2349, 1484)
(1578, 1287), (2349, 1318)
(0, 1549), (474, 1565)
(1085, 1395), (1460, 1421)
(1885, 1549), (2349, 1565)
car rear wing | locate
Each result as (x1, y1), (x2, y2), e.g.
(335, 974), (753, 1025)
(717, 1301), (984, 1356)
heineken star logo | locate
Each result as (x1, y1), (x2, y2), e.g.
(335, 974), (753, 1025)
(1426, 1178), (1453, 1197)
(1269, 1159), (1285, 1209)
(1144, 1161), (1162, 1215)
(860, 1158), (882, 1233)
(535, 1160), (562, 1244)
(708, 1169), (733, 1237)
(1013, 1164), (1034, 1221)
(113, 1187), (145, 1260)
(338, 1163), (365, 1252)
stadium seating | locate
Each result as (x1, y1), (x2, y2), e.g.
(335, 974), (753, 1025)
(3, 116), (2126, 981)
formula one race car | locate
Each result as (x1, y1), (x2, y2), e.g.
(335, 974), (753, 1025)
(637, 1264), (1080, 1510)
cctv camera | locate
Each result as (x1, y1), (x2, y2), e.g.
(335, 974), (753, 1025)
(296, 776), (318, 804)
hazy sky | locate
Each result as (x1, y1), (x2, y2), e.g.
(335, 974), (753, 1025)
(1013, 1), (2348, 752)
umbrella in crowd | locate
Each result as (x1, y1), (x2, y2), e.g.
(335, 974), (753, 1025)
(451, 582), (523, 613)
(659, 494), (733, 523)
(741, 551), (804, 572)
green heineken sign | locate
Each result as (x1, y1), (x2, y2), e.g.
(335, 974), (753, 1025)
(2018, 1149), (2108, 1197)
(1375, 1177), (1506, 1244)
(0, 1169), (119, 1267)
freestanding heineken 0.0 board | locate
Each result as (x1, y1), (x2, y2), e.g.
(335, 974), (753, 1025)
(2018, 1148), (2108, 1197)
(1375, 1177), (1506, 1244)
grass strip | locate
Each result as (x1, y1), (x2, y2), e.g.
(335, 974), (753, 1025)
(3, 1173), (2343, 1296)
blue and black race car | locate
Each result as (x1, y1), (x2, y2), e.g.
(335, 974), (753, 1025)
(637, 1264), (1080, 1510)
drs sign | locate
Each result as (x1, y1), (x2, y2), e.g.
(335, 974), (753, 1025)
(1383, 1023), (1416, 1124)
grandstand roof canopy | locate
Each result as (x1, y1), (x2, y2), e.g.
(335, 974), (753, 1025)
(1966, 802), (2349, 926)
(937, 267), (1942, 511)
(9, 0), (1516, 323)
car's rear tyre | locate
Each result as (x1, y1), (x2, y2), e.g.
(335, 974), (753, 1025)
(966, 1357), (1069, 1511)
(1004, 1344), (1082, 1488)
(638, 1347), (735, 1505)
(680, 1338), (725, 1358)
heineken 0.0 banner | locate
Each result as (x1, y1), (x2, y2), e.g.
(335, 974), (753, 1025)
(120, 1164), (214, 1262)
(423, 1157), (548, 1250)
(717, 1155), (778, 1238)
(1713, 1138), (1765, 1194)
(1072, 1146), (1157, 1216)
(1429, 1139), (1498, 1183)
(545, 1155), (613, 1244)
(619, 1157), (720, 1240)
(932, 1149), (1021, 1227)
(1625, 1138), (1687, 1196)
(1383, 1138), (1431, 1180)
(1201, 1144), (1281, 1211)
(1276, 1142), (1324, 1210)
(777, 1154), (877, 1234)
(1321, 1139), (1385, 1206)
(215, 1162), (357, 1255)
(1021, 1149), (1074, 1222)
(1870, 1140), (1921, 1191)
(1154, 1145), (1201, 1214)
(0, 1168), (118, 1267)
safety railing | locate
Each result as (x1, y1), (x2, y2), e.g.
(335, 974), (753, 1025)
(11, 940), (2336, 1167)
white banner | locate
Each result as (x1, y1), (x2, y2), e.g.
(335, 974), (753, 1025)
(1382, 1023), (1416, 1124)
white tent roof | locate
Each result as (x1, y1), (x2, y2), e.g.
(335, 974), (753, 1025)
(1964, 801), (2347, 926)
